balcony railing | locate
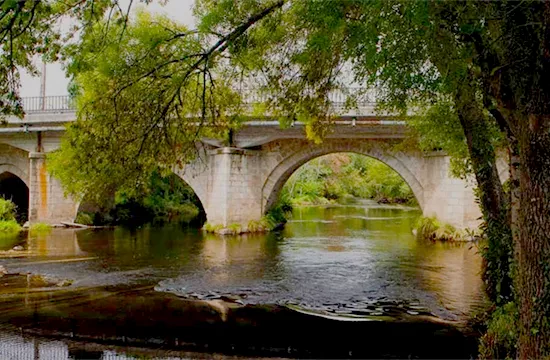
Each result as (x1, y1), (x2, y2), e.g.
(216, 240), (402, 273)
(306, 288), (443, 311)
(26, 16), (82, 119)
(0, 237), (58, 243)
(20, 88), (377, 114)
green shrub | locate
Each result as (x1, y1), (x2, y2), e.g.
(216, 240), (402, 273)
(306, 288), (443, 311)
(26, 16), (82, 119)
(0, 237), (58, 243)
(0, 220), (21, 234)
(415, 216), (467, 242)
(227, 223), (242, 235)
(415, 216), (441, 241)
(265, 195), (293, 230)
(203, 222), (223, 233)
(0, 198), (17, 221)
(75, 171), (205, 227)
(75, 212), (94, 226)
(479, 302), (518, 359)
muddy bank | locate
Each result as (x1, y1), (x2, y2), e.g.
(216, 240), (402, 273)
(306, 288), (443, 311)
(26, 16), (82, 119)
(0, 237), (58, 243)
(0, 275), (479, 359)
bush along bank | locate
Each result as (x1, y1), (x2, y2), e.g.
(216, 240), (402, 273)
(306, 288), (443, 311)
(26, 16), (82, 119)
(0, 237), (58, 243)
(203, 195), (293, 234)
(413, 216), (482, 242)
(282, 153), (417, 206)
(0, 198), (22, 235)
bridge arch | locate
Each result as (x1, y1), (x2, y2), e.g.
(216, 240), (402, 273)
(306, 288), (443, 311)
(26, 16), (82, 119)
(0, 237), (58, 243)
(261, 141), (425, 213)
(0, 143), (30, 222)
(0, 171), (29, 223)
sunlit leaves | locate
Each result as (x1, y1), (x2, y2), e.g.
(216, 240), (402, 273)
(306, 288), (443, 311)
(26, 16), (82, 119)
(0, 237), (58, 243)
(50, 10), (242, 202)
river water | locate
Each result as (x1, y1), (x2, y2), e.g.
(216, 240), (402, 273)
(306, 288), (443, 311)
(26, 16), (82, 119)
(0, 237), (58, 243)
(0, 204), (487, 359)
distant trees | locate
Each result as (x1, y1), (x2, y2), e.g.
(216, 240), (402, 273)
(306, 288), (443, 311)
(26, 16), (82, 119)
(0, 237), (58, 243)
(283, 154), (415, 205)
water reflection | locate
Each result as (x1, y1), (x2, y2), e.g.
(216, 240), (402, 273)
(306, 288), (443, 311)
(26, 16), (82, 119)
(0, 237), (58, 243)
(0, 204), (486, 322)
(0, 330), (276, 359)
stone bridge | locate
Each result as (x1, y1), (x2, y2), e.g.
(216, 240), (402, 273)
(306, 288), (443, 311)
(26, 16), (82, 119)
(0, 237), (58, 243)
(0, 96), (482, 229)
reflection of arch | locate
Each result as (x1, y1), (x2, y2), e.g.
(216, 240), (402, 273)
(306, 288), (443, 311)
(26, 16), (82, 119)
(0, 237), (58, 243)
(261, 144), (424, 213)
(0, 171), (29, 223)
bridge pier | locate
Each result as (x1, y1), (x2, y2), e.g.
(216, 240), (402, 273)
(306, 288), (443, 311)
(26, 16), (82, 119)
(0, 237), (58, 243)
(28, 151), (78, 224)
(202, 147), (264, 229)
(181, 142), (482, 233)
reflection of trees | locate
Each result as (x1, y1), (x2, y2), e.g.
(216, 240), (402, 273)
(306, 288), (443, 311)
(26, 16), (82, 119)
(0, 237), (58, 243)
(284, 205), (484, 318)
(76, 227), (205, 269)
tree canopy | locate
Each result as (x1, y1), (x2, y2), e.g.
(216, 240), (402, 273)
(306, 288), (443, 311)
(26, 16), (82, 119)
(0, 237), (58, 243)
(4, 0), (550, 357)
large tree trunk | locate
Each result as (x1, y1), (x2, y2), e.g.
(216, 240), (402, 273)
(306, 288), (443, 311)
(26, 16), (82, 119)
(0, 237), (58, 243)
(516, 123), (550, 358)
(454, 74), (513, 303)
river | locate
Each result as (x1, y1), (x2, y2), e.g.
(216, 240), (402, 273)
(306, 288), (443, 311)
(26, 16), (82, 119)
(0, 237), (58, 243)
(0, 203), (487, 359)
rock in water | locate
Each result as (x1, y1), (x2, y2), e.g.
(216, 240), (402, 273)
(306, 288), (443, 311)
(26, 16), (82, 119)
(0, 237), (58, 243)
(12, 245), (24, 251)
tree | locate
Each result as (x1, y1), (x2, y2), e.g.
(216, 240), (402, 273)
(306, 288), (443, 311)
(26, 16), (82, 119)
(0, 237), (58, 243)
(49, 2), (284, 201)
(193, 0), (549, 357)
(0, 0), (157, 120)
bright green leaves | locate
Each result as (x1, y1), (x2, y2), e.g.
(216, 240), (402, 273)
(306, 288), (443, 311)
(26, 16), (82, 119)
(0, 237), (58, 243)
(0, 0), (161, 120)
(50, 9), (249, 203)
(282, 153), (416, 205)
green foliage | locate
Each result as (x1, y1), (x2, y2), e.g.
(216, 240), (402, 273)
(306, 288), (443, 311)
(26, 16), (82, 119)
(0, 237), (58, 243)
(0, 220), (21, 234)
(415, 216), (441, 241)
(227, 223), (242, 234)
(1, 1), (144, 120)
(479, 302), (518, 360)
(265, 193), (293, 228)
(414, 216), (468, 242)
(29, 223), (52, 234)
(0, 198), (17, 222)
(283, 153), (416, 206)
(75, 212), (94, 226)
(203, 222), (223, 233)
(77, 171), (204, 227)
(479, 212), (514, 305)
(49, 10), (243, 203)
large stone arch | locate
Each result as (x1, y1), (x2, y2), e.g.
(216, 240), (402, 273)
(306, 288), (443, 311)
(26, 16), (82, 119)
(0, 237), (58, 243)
(261, 140), (425, 213)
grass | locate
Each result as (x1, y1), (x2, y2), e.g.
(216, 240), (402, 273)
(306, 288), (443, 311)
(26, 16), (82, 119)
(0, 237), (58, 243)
(227, 223), (242, 235)
(29, 222), (53, 234)
(414, 216), (468, 242)
(203, 222), (223, 233)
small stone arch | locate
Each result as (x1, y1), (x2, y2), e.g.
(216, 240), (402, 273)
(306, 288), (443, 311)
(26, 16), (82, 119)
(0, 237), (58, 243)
(261, 141), (425, 213)
(0, 171), (30, 223)
(0, 143), (29, 186)
(0, 164), (28, 187)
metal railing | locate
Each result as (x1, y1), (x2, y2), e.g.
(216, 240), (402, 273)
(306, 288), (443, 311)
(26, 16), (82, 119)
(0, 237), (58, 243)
(21, 95), (75, 113)
(20, 88), (377, 114)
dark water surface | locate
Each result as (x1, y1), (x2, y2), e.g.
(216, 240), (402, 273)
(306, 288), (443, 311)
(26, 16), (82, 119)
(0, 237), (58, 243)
(0, 204), (487, 359)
